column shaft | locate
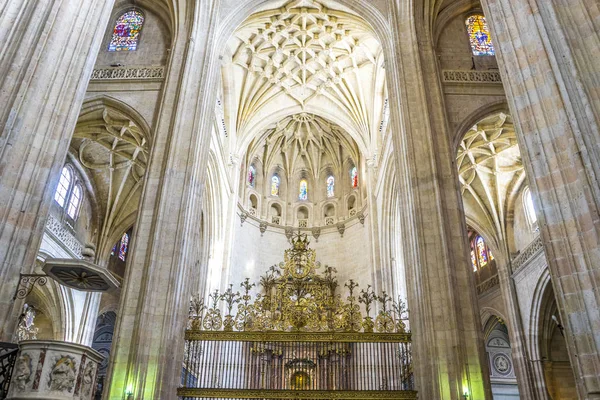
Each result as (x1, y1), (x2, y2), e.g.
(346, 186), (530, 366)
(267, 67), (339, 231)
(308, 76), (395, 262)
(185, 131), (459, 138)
(387, 1), (492, 398)
(481, 0), (600, 397)
(0, 0), (115, 340)
(104, 2), (221, 398)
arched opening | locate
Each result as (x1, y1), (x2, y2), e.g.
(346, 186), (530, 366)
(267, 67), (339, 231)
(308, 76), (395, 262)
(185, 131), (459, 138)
(91, 311), (117, 397)
(538, 283), (577, 399)
(108, 227), (133, 279)
(484, 317), (519, 398)
(347, 195), (356, 211)
(249, 194), (258, 211)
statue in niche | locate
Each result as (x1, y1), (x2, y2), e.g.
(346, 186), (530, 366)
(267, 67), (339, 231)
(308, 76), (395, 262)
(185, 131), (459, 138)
(48, 355), (76, 392)
(81, 361), (96, 396)
(14, 353), (32, 391)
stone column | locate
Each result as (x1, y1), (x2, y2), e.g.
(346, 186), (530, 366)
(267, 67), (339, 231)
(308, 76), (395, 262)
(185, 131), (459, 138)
(495, 251), (549, 399)
(386, 1), (492, 399)
(481, 0), (600, 397)
(103, 2), (222, 399)
(0, 0), (115, 341)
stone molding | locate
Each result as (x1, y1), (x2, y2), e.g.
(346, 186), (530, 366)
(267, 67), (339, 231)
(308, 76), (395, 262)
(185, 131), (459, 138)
(442, 70), (502, 84)
(90, 66), (165, 81)
(511, 236), (544, 274)
(477, 274), (500, 294)
(45, 215), (83, 258)
(238, 203), (368, 232)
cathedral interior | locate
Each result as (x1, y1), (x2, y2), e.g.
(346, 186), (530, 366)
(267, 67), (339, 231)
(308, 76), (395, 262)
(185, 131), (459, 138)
(0, 0), (598, 399)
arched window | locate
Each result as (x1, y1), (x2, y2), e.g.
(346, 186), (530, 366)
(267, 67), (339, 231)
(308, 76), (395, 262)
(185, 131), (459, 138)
(524, 188), (537, 225)
(326, 176), (335, 198)
(476, 236), (488, 267)
(466, 15), (495, 56)
(119, 232), (130, 262)
(67, 185), (82, 219)
(54, 165), (84, 221)
(54, 167), (72, 207)
(471, 250), (478, 272)
(350, 166), (358, 188)
(299, 180), (308, 201)
(248, 166), (256, 188)
(271, 175), (280, 196)
(108, 10), (144, 52)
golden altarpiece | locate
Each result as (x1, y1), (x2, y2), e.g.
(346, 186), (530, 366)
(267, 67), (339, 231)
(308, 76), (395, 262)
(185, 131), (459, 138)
(179, 234), (415, 399)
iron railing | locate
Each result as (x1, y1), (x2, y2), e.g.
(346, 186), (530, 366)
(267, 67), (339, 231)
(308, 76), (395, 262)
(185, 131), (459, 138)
(179, 331), (415, 400)
(0, 342), (18, 399)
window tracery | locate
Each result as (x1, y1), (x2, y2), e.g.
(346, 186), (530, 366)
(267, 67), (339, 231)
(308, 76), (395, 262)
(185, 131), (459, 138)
(350, 167), (358, 188)
(271, 176), (280, 196)
(326, 176), (335, 198)
(248, 166), (256, 188)
(119, 232), (129, 262)
(476, 236), (488, 267)
(466, 15), (495, 56)
(67, 185), (82, 219)
(108, 10), (144, 52)
(299, 180), (308, 201)
(524, 187), (537, 227)
(54, 165), (84, 220)
(54, 167), (72, 207)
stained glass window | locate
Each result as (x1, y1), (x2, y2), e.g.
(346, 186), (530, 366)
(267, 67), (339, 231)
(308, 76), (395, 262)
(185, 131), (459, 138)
(327, 176), (335, 198)
(524, 188), (537, 224)
(271, 176), (280, 196)
(67, 185), (82, 219)
(466, 15), (495, 56)
(299, 180), (308, 201)
(54, 167), (72, 207)
(111, 244), (117, 256)
(108, 11), (144, 52)
(119, 232), (129, 262)
(350, 167), (358, 188)
(476, 236), (488, 267)
(471, 250), (478, 272)
(248, 166), (256, 187)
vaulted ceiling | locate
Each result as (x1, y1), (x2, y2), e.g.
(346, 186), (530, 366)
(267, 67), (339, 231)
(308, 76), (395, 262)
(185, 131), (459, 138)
(224, 0), (387, 153)
(456, 113), (525, 250)
(246, 112), (359, 179)
(71, 104), (150, 256)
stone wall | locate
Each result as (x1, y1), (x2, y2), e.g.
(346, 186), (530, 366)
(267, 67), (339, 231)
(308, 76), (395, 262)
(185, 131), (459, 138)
(225, 217), (375, 295)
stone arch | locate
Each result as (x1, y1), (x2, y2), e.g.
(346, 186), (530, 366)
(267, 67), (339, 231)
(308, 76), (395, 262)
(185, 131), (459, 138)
(268, 200), (284, 220)
(529, 270), (577, 398)
(432, 0), (481, 46)
(452, 101), (510, 154)
(322, 202), (337, 219)
(295, 204), (311, 224)
(249, 193), (259, 212)
(480, 307), (508, 330)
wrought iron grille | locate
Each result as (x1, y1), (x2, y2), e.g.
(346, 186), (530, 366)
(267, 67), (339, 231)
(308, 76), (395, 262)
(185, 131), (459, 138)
(0, 342), (18, 399)
(180, 234), (415, 399)
(179, 331), (414, 399)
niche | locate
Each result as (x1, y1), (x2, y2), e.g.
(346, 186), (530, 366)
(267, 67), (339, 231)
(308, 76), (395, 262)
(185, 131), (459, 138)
(324, 204), (336, 218)
(347, 195), (356, 211)
(297, 206), (309, 220)
(270, 203), (282, 217)
(249, 194), (258, 210)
